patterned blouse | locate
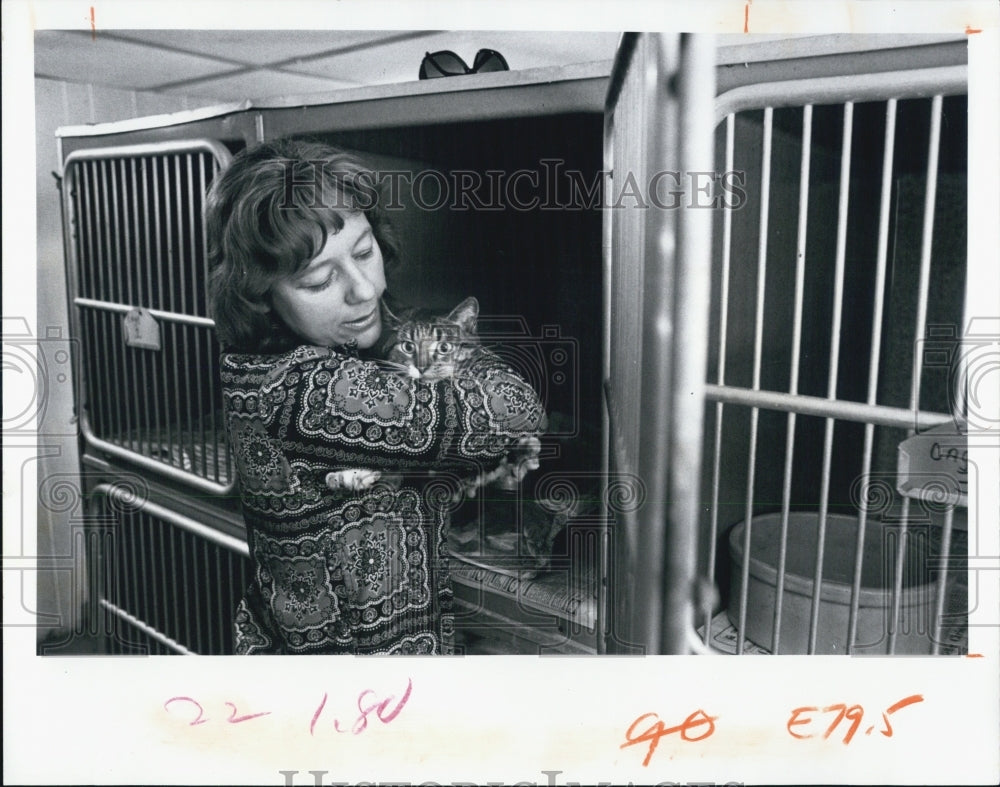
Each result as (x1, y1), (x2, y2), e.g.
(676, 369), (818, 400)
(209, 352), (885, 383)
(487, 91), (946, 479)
(221, 342), (546, 654)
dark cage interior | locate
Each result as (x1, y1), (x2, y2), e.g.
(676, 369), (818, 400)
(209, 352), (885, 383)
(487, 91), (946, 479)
(297, 111), (606, 467)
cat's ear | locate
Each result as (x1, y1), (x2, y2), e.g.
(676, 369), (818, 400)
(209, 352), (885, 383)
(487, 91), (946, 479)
(447, 297), (479, 333)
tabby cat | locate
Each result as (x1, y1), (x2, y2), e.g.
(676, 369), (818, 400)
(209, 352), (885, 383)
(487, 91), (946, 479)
(325, 296), (540, 495)
(380, 295), (480, 381)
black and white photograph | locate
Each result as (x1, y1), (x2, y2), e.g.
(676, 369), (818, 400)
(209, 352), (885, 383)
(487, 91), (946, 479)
(5, 1), (999, 784)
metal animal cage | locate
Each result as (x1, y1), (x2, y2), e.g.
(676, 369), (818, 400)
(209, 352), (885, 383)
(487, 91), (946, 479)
(698, 64), (969, 655)
(62, 140), (235, 496)
(602, 33), (970, 655)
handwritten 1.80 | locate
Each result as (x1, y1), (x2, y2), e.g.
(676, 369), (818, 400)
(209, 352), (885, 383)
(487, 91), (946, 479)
(163, 678), (412, 736)
(622, 694), (924, 767)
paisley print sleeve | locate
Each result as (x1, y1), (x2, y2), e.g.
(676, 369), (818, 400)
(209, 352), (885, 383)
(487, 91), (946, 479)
(257, 346), (546, 471)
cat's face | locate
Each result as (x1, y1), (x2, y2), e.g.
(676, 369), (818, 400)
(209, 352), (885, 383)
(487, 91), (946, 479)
(386, 297), (479, 380)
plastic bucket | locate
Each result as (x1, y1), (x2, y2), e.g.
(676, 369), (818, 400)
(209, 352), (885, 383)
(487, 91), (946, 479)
(727, 512), (937, 654)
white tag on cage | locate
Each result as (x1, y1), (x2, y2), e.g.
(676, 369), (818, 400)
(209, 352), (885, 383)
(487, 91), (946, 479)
(122, 308), (161, 351)
(896, 421), (968, 508)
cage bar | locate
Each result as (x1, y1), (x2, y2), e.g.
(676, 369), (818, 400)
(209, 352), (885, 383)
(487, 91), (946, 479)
(705, 112), (736, 645)
(888, 93), (944, 655)
(848, 98), (898, 653)
(931, 506), (956, 655)
(661, 33), (716, 654)
(99, 599), (192, 655)
(773, 103), (813, 654)
(808, 101), (854, 654)
(737, 105), (773, 655)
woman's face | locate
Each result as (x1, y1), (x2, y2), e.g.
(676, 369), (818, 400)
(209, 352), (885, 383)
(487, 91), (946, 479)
(269, 211), (386, 349)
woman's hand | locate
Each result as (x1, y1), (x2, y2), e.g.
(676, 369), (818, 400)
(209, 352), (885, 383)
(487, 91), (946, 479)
(453, 435), (542, 500)
(499, 435), (542, 486)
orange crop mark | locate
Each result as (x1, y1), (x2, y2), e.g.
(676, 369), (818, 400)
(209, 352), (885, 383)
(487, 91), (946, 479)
(744, 1), (751, 34)
(966, 652), (984, 658)
(90, 7), (96, 41)
(965, 25), (982, 34)
(884, 694), (924, 715)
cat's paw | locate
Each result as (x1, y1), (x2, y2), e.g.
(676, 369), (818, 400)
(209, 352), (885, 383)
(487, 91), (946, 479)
(506, 435), (542, 479)
(325, 468), (382, 493)
(513, 434), (541, 458)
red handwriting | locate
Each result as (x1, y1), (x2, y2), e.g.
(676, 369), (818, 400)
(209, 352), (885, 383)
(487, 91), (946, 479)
(164, 679), (412, 737)
(163, 696), (270, 726)
(310, 678), (413, 736)
(787, 694), (924, 744)
(621, 709), (717, 767)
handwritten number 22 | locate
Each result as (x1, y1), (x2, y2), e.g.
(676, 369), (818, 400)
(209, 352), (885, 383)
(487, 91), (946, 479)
(164, 696), (271, 726)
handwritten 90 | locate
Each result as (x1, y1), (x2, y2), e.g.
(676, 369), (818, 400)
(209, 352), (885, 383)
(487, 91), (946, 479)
(621, 694), (924, 767)
(164, 678), (413, 737)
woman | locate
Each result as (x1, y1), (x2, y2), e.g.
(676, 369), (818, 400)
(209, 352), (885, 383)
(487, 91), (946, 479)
(207, 139), (547, 654)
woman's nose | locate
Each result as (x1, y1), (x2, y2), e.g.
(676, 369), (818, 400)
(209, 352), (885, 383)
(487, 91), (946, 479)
(342, 260), (377, 304)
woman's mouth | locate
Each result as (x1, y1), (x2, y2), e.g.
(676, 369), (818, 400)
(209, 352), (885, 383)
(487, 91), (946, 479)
(343, 308), (378, 330)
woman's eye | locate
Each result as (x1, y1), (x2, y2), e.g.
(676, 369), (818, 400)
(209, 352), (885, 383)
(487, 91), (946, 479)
(304, 270), (338, 291)
(356, 248), (374, 260)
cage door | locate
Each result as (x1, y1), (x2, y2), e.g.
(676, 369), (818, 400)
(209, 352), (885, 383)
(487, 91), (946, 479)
(85, 482), (251, 655)
(602, 34), (717, 654)
(62, 140), (234, 494)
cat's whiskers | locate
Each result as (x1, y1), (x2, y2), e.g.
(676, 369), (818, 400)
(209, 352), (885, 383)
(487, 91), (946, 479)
(375, 358), (411, 373)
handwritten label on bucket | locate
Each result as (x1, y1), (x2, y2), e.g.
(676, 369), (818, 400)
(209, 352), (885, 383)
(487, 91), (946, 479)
(897, 422), (967, 508)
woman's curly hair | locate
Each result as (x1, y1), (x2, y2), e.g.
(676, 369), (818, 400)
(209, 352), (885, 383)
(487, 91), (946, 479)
(206, 138), (399, 352)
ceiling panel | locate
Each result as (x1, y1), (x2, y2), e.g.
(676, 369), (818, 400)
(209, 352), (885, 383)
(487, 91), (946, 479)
(163, 67), (360, 99)
(34, 30), (241, 90)
(105, 29), (427, 67)
(35, 29), (620, 104)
